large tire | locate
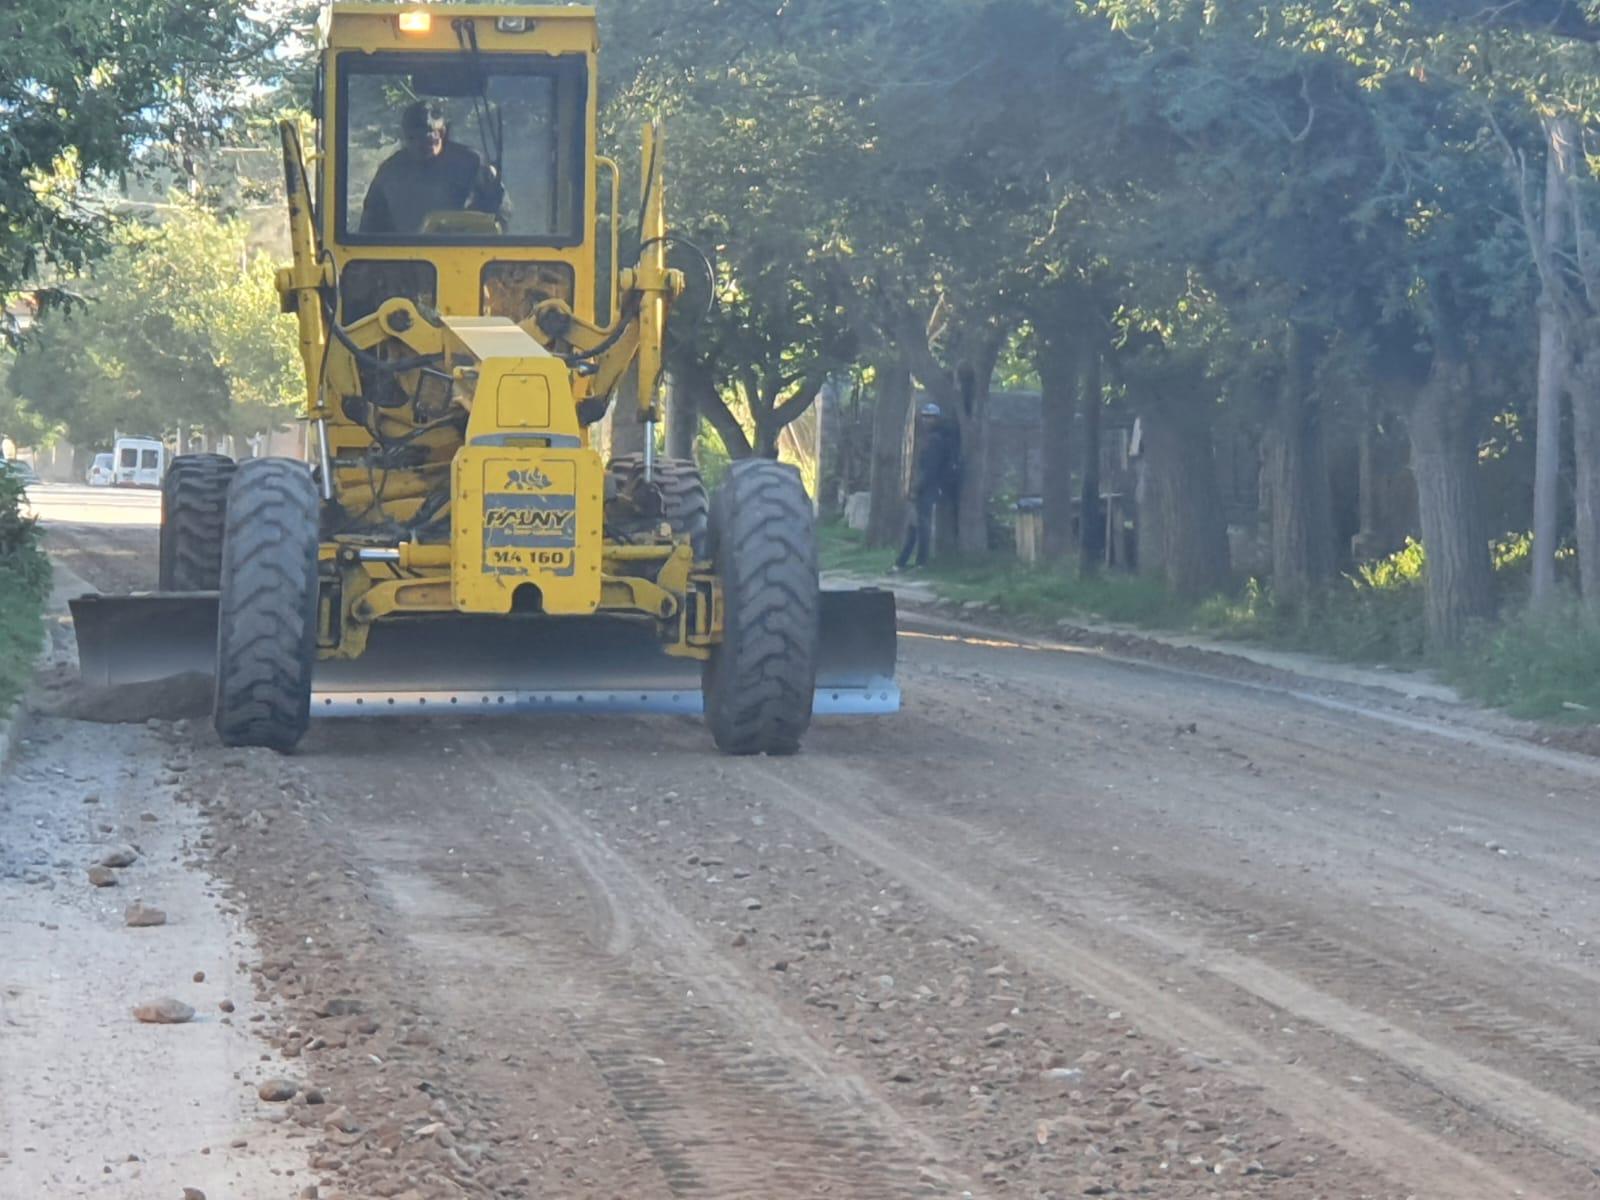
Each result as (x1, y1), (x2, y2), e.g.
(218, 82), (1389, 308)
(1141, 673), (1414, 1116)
(213, 458), (320, 752)
(703, 459), (819, 755)
(606, 453), (708, 550)
(158, 454), (235, 591)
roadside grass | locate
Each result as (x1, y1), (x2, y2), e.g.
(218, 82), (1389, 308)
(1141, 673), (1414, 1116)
(1444, 602), (1600, 719)
(822, 520), (1600, 719)
(0, 474), (51, 720)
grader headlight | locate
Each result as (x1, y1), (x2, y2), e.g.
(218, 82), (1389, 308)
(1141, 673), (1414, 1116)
(395, 8), (431, 34)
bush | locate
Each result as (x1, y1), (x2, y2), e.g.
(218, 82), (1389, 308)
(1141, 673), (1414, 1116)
(1193, 540), (1428, 663)
(1446, 600), (1600, 718)
(0, 469), (50, 717)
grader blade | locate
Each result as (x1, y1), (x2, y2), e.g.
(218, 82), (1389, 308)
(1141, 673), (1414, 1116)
(312, 588), (899, 716)
(69, 589), (899, 716)
(69, 593), (219, 688)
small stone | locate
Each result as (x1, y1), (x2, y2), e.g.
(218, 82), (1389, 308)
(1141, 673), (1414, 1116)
(124, 902), (167, 928)
(192, 970), (205, 983)
(322, 1105), (359, 1133)
(132, 998), (194, 1024)
(99, 846), (138, 868)
(742, 897), (762, 911)
(182, 1189), (206, 1200)
(312, 997), (362, 1018)
(139, 811), (159, 823)
(87, 866), (117, 888)
(303, 1087), (325, 1105)
(218, 999), (235, 1013)
(257, 1078), (297, 1102)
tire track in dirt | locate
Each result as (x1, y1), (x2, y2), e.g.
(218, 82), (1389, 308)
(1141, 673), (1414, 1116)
(446, 745), (975, 1199)
(755, 758), (1564, 1200)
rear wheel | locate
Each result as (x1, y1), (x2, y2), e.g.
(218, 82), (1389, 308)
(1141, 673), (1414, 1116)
(158, 454), (235, 591)
(213, 458), (320, 752)
(703, 459), (818, 755)
(606, 453), (708, 550)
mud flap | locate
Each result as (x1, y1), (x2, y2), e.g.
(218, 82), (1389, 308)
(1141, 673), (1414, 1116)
(67, 588), (899, 716)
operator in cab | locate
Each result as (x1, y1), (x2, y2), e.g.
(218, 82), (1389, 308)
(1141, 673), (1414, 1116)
(359, 101), (507, 235)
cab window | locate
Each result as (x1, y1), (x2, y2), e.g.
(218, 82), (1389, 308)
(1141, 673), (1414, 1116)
(337, 53), (586, 246)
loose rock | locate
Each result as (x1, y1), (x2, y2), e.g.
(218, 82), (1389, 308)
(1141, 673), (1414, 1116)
(322, 1104), (360, 1133)
(124, 901), (168, 928)
(131, 998), (194, 1024)
(98, 845), (139, 868)
(257, 1078), (297, 1102)
(86, 866), (117, 888)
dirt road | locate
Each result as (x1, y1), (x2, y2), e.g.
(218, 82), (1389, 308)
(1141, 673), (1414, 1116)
(7, 490), (1600, 1199)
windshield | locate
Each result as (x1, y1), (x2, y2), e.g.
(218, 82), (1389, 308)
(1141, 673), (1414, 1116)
(338, 53), (585, 245)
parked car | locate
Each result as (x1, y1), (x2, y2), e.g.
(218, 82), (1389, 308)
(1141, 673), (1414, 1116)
(87, 452), (115, 487)
(1, 458), (40, 487)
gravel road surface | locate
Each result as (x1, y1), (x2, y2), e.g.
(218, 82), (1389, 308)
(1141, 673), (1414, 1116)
(5, 483), (1599, 1199)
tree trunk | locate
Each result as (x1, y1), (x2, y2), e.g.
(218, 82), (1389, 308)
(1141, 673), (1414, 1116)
(664, 370), (699, 461)
(1035, 331), (1078, 560)
(1408, 353), (1494, 648)
(606, 364), (648, 460)
(1351, 416), (1383, 563)
(866, 354), (913, 548)
(815, 378), (844, 518)
(1140, 389), (1230, 599)
(1079, 347), (1105, 572)
(954, 349), (1000, 557)
(1533, 116), (1577, 609)
(1569, 329), (1600, 609)
(1261, 324), (1333, 609)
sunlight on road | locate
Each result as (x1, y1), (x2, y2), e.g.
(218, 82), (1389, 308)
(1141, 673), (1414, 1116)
(24, 483), (161, 527)
(900, 628), (1099, 656)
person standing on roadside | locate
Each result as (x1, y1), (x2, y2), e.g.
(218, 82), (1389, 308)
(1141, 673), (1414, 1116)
(893, 402), (960, 571)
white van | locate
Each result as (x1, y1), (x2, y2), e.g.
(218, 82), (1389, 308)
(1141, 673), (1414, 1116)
(87, 452), (115, 487)
(112, 437), (166, 488)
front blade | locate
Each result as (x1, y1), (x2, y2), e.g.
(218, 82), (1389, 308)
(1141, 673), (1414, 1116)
(66, 588), (900, 716)
(69, 593), (219, 688)
(815, 588), (899, 712)
(311, 614), (707, 715)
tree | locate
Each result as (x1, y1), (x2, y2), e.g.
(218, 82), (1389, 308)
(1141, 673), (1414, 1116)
(8, 204), (300, 447)
(0, 0), (291, 300)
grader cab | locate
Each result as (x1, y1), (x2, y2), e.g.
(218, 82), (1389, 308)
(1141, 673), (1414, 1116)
(70, 1), (898, 754)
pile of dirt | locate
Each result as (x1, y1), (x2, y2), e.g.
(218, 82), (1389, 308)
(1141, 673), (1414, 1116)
(52, 672), (213, 724)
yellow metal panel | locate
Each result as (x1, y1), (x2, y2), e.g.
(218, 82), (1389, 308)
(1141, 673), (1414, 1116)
(495, 375), (552, 429)
(452, 446), (602, 614)
(441, 315), (551, 361)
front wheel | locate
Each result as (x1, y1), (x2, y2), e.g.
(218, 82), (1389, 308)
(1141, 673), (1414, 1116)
(703, 459), (819, 755)
(213, 458), (320, 752)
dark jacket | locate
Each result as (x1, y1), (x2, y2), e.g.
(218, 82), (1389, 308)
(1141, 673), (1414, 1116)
(359, 142), (506, 234)
(911, 424), (960, 503)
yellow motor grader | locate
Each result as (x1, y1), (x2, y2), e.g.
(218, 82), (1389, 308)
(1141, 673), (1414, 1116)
(71, 1), (897, 754)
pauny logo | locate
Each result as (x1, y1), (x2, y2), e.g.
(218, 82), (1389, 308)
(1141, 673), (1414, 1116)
(484, 507), (575, 534)
(504, 468), (554, 491)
